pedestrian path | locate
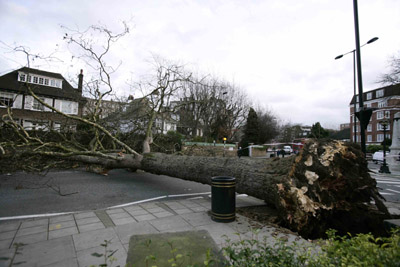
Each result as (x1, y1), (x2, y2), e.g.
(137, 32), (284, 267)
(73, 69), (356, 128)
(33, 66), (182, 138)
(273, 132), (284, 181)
(0, 195), (305, 267)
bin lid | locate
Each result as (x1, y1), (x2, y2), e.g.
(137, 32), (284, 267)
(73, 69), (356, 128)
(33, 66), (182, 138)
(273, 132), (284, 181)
(211, 176), (235, 182)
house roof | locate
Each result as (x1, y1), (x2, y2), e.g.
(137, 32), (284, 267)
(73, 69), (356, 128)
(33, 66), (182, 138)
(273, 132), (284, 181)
(0, 67), (81, 101)
(350, 83), (400, 105)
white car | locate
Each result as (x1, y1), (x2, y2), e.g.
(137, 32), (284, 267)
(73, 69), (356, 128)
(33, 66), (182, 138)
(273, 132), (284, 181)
(283, 146), (293, 155)
(372, 151), (384, 163)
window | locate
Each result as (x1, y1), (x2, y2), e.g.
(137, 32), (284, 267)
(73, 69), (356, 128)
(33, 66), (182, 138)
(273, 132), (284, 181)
(50, 80), (55, 87)
(38, 77), (44, 85)
(366, 103), (371, 108)
(376, 89), (384, 97)
(367, 124), (372, 132)
(33, 76), (38, 83)
(378, 101), (387, 108)
(367, 135), (372, 142)
(377, 134), (384, 142)
(0, 92), (14, 107)
(377, 123), (390, 131)
(32, 97), (45, 111)
(385, 111), (390, 119)
(367, 92), (372, 100)
(27, 75), (32, 82)
(377, 111), (384, 119)
(19, 73), (26, 82)
(44, 78), (49, 86)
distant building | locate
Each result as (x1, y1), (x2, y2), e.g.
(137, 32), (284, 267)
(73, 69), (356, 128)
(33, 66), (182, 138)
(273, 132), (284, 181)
(340, 123), (350, 130)
(350, 83), (400, 145)
(0, 67), (85, 131)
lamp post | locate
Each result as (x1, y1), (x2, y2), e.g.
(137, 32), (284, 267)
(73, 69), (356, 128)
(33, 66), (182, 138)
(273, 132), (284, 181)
(335, 37), (378, 145)
(379, 119), (391, 173)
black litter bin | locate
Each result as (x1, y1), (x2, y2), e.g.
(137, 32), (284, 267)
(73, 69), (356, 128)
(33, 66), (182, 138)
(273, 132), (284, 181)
(211, 176), (236, 222)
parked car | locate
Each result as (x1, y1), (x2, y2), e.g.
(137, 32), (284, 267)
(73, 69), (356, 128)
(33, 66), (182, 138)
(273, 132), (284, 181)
(372, 151), (384, 163)
(283, 146), (293, 155)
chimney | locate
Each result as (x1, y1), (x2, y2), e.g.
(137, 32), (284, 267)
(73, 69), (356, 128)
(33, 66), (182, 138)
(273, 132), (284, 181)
(78, 69), (83, 93)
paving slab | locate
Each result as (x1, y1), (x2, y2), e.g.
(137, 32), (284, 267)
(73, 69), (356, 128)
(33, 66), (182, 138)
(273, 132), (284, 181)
(13, 231), (48, 246)
(49, 227), (79, 240)
(77, 222), (105, 233)
(75, 216), (101, 226)
(11, 236), (75, 267)
(106, 208), (125, 214)
(175, 208), (193, 215)
(20, 218), (48, 229)
(112, 217), (137, 226)
(134, 214), (156, 222)
(42, 257), (79, 267)
(73, 227), (119, 251)
(0, 222), (20, 233)
(180, 212), (214, 227)
(0, 239), (12, 250)
(126, 230), (225, 267)
(152, 211), (174, 218)
(49, 215), (74, 224)
(15, 225), (47, 237)
(126, 208), (149, 216)
(76, 240), (126, 267)
(109, 212), (132, 220)
(49, 220), (76, 231)
(0, 230), (16, 241)
(74, 211), (97, 220)
(149, 216), (193, 232)
(115, 221), (159, 245)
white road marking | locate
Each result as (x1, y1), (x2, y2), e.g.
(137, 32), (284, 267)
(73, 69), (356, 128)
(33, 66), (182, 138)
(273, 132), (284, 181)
(387, 189), (400, 194)
(380, 192), (395, 195)
(376, 181), (400, 184)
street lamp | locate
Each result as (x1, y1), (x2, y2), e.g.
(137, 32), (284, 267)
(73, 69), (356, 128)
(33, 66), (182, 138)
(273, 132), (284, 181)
(379, 119), (391, 173)
(335, 37), (378, 146)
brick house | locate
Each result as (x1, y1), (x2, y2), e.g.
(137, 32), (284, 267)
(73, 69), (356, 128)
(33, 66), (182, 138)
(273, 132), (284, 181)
(350, 83), (400, 145)
(0, 67), (85, 131)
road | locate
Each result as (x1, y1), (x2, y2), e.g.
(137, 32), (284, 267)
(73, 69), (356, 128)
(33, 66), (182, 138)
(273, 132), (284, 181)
(368, 161), (400, 203)
(0, 169), (211, 217)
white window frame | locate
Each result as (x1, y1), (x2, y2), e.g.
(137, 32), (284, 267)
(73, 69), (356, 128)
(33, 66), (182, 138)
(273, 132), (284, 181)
(378, 101), (387, 108)
(0, 92), (14, 107)
(367, 124), (372, 132)
(367, 135), (372, 142)
(385, 111), (390, 118)
(32, 97), (45, 111)
(376, 89), (384, 98)
(377, 134), (384, 142)
(366, 92), (372, 100)
(377, 111), (384, 119)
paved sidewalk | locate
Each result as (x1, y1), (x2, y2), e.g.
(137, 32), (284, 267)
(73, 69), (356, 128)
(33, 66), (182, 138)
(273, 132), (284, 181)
(0, 195), (306, 267)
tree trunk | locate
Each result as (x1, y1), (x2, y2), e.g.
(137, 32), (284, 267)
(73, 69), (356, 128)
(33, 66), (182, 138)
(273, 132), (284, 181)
(139, 140), (390, 238)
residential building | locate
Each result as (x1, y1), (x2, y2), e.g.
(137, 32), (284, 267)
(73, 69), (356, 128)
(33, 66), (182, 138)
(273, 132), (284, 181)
(349, 83), (400, 145)
(0, 67), (85, 131)
(103, 97), (179, 134)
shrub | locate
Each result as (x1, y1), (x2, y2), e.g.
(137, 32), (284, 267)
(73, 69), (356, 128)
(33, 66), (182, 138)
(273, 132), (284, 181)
(367, 144), (383, 153)
(222, 229), (400, 266)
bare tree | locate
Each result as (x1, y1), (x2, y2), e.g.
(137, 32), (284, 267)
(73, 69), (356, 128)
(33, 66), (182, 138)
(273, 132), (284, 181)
(378, 51), (400, 85)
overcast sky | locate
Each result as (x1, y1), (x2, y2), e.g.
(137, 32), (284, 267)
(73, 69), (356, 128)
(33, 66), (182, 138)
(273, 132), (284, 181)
(1, 0), (400, 129)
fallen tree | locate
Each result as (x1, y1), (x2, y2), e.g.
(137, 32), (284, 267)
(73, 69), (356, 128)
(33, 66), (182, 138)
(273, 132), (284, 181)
(1, 137), (390, 239)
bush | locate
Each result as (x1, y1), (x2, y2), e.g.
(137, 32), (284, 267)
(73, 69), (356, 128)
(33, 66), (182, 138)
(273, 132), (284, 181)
(222, 229), (400, 266)
(367, 144), (383, 153)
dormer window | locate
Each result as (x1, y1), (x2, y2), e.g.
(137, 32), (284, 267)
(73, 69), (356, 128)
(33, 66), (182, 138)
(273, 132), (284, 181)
(18, 71), (62, 89)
